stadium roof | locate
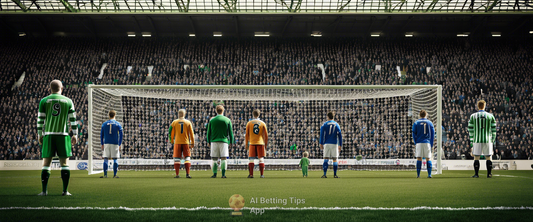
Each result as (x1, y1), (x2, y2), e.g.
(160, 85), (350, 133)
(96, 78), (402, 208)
(0, 0), (532, 13)
(1, 13), (532, 38)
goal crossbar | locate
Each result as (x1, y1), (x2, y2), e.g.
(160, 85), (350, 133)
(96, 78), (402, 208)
(88, 85), (440, 90)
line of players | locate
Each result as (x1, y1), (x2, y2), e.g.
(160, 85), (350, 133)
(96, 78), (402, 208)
(165, 105), (345, 179)
(96, 100), (499, 180)
(37, 79), (497, 195)
(99, 104), (344, 179)
(103, 101), (496, 180)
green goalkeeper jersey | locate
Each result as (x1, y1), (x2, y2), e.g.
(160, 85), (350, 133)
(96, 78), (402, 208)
(206, 115), (235, 144)
(468, 110), (496, 144)
(37, 93), (78, 137)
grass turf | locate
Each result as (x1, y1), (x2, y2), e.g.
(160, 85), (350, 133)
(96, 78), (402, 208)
(1, 170), (532, 221)
(1, 210), (532, 222)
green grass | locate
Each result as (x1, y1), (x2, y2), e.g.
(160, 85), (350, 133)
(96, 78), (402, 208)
(1, 170), (532, 221)
(1, 210), (532, 222)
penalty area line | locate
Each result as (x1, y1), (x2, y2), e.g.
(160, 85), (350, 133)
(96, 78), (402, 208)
(1, 206), (532, 211)
(494, 175), (533, 179)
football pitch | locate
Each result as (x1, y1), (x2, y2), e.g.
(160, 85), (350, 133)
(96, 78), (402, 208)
(1, 170), (532, 222)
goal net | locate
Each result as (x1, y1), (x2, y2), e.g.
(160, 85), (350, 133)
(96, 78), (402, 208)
(87, 85), (442, 175)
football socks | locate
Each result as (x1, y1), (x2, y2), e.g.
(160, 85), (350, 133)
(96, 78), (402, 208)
(333, 161), (338, 176)
(174, 158), (181, 176)
(486, 160), (492, 176)
(41, 166), (50, 193)
(184, 157), (191, 175)
(323, 159), (329, 176)
(473, 160), (480, 176)
(185, 162), (191, 175)
(259, 163), (265, 176)
(61, 166), (70, 193)
(427, 160), (432, 177)
(212, 160), (218, 176)
(259, 158), (265, 176)
(113, 159), (118, 177)
(103, 158), (108, 176)
(248, 162), (254, 176)
(416, 160), (422, 177)
(221, 160), (227, 177)
(174, 163), (180, 176)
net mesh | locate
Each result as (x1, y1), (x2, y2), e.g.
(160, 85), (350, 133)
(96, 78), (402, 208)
(98, 87), (427, 101)
(89, 86), (439, 171)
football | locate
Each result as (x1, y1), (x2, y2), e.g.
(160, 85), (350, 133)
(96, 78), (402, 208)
(228, 194), (245, 211)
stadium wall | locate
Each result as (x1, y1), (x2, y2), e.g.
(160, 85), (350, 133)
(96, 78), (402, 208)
(1, 160), (532, 171)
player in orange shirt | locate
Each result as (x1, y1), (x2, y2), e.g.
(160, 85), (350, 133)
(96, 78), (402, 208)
(169, 109), (195, 178)
(245, 109), (268, 178)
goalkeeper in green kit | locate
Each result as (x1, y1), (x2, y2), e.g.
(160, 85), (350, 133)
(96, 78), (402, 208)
(299, 151), (310, 177)
(37, 80), (78, 196)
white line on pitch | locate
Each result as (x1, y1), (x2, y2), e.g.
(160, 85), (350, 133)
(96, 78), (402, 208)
(1, 206), (532, 211)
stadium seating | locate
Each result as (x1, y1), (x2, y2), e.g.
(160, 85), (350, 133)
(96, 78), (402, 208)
(0, 38), (531, 160)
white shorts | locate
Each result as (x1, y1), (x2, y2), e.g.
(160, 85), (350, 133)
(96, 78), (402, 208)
(103, 144), (120, 158)
(323, 144), (339, 159)
(415, 143), (431, 159)
(210, 142), (229, 158)
(473, 143), (493, 156)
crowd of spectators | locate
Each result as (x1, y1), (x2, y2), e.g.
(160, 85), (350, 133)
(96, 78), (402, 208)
(0, 37), (532, 161)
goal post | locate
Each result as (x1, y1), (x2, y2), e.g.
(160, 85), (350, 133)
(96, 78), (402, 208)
(87, 85), (443, 175)
(437, 85), (443, 174)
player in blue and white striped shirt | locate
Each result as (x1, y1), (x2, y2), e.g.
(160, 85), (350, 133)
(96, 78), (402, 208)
(319, 111), (343, 178)
(100, 110), (123, 178)
(412, 110), (435, 178)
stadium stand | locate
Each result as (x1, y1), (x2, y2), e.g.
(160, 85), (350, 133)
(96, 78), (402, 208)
(0, 37), (532, 160)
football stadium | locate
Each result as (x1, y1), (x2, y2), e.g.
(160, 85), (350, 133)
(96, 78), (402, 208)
(1, 1), (533, 221)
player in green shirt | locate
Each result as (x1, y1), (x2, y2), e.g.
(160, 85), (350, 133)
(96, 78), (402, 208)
(468, 100), (497, 178)
(37, 80), (78, 196)
(207, 105), (234, 178)
(299, 151), (310, 177)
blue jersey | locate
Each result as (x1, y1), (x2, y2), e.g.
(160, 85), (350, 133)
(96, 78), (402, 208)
(412, 118), (435, 147)
(100, 119), (123, 146)
(320, 120), (343, 146)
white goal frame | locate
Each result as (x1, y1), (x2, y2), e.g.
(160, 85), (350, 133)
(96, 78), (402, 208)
(87, 85), (443, 175)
